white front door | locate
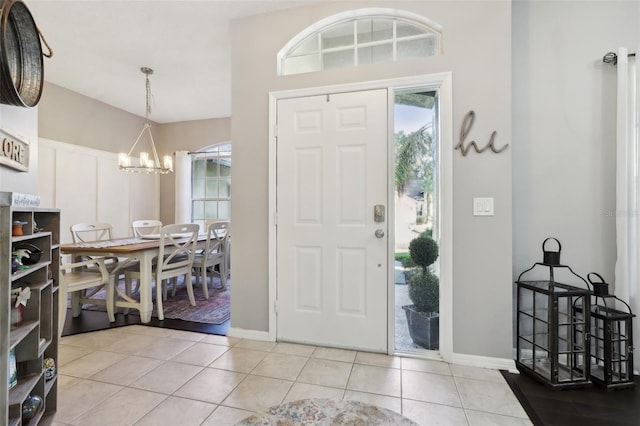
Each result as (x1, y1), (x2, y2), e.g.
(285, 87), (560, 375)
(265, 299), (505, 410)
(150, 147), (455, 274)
(276, 89), (388, 352)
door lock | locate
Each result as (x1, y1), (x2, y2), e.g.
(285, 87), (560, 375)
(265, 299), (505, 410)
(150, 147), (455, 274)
(374, 205), (385, 222)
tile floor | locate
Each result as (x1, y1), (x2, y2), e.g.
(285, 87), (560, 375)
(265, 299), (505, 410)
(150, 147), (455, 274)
(52, 325), (532, 426)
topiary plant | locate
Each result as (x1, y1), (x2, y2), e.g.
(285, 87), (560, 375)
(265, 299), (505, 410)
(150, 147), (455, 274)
(407, 235), (439, 313)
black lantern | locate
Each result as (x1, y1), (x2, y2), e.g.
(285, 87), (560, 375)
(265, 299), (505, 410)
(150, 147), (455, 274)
(586, 273), (635, 390)
(515, 238), (592, 389)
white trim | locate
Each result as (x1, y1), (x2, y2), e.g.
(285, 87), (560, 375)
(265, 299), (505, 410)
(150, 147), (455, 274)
(268, 72), (454, 358)
(227, 327), (273, 342)
(451, 352), (518, 373)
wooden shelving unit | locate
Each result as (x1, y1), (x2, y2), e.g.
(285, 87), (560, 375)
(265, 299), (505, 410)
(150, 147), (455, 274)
(1, 193), (60, 425)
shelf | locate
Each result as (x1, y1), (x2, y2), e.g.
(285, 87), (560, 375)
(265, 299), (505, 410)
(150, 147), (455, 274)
(8, 372), (42, 405)
(9, 320), (39, 349)
(2, 205), (60, 424)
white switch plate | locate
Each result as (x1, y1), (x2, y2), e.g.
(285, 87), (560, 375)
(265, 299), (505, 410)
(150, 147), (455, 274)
(473, 197), (494, 216)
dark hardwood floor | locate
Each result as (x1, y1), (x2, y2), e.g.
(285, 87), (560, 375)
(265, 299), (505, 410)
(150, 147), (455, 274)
(61, 308), (230, 337)
(502, 370), (640, 426)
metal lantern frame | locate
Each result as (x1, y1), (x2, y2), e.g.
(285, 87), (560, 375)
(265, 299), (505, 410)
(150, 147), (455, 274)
(586, 273), (635, 390)
(515, 238), (592, 389)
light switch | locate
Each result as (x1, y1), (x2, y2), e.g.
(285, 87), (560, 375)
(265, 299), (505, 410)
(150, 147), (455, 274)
(473, 197), (494, 216)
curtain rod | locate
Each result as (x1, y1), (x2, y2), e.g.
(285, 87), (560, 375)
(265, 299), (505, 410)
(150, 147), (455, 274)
(603, 51), (636, 65)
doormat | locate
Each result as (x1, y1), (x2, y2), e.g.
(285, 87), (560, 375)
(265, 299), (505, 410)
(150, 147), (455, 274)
(67, 276), (231, 325)
(237, 398), (418, 425)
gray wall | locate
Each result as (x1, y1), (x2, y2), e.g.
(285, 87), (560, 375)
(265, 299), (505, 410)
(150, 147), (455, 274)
(230, 1), (513, 358)
(512, 1), (639, 289)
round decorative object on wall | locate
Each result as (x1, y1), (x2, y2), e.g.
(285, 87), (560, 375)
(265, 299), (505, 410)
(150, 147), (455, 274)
(0, 0), (44, 107)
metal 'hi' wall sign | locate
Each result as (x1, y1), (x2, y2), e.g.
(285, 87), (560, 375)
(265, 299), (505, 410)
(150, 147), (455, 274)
(455, 110), (509, 156)
(0, 127), (29, 172)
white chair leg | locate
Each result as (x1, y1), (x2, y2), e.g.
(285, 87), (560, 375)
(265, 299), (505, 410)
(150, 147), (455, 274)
(186, 272), (196, 306)
(220, 262), (227, 291)
(156, 281), (165, 320)
(201, 266), (209, 299)
(71, 292), (82, 317)
(106, 277), (116, 323)
(58, 286), (68, 338)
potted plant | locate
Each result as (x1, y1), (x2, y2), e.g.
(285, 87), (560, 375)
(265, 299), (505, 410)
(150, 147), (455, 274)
(402, 234), (439, 350)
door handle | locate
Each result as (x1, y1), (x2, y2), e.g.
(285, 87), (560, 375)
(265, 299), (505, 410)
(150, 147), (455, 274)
(375, 229), (385, 238)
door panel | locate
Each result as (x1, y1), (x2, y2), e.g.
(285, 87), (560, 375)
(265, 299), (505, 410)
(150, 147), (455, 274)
(276, 89), (388, 352)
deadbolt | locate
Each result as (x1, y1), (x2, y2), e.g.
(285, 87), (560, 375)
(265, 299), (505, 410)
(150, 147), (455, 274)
(375, 229), (385, 238)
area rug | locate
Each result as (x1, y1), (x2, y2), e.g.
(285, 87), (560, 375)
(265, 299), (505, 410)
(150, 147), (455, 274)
(68, 276), (230, 325)
(236, 398), (418, 425)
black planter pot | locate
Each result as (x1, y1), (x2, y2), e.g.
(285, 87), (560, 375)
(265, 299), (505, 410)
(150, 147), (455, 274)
(402, 304), (439, 350)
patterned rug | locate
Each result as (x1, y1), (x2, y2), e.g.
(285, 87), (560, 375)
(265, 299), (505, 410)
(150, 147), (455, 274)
(237, 398), (418, 425)
(69, 276), (231, 324)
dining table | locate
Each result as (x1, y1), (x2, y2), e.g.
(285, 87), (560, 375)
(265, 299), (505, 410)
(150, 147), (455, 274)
(60, 233), (207, 323)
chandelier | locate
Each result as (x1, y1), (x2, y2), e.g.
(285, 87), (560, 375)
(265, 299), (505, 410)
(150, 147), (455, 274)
(118, 67), (173, 174)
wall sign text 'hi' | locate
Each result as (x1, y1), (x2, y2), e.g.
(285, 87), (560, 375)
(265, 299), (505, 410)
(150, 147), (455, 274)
(455, 110), (509, 156)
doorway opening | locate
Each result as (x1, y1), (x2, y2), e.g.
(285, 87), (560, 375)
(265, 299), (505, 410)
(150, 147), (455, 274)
(393, 89), (440, 355)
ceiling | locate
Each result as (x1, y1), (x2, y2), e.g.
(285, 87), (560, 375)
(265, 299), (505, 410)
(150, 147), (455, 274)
(27, 0), (328, 123)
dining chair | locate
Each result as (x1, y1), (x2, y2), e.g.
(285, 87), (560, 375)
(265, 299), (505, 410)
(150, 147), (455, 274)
(123, 223), (199, 320)
(192, 220), (230, 299)
(132, 219), (163, 237)
(70, 222), (138, 316)
(59, 257), (111, 335)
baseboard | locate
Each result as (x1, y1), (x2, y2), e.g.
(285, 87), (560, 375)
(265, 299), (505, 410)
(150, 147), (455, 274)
(227, 327), (272, 341)
(451, 352), (518, 373)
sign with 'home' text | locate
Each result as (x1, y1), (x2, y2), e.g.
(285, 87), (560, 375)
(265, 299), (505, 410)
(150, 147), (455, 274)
(0, 128), (29, 172)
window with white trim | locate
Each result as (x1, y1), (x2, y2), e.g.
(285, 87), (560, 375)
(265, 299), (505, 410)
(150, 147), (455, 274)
(279, 9), (442, 76)
(191, 143), (231, 231)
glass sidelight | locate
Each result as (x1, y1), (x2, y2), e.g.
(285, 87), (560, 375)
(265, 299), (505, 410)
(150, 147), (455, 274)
(393, 89), (440, 354)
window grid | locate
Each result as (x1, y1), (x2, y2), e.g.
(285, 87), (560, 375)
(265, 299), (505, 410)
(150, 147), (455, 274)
(191, 144), (231, 231)
(281, 16), (441, 75)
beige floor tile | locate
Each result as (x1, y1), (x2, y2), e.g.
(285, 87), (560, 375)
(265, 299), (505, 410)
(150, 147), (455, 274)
(272, 342), (317, 356)
(465, 409), (533, 426)
(174, 368), (246, 404)
(222, 375), (293, 412)
(343, 390), (402, 413)
(54, 376), (123, 424)
(355, 351), (401, 368)
(251, 352), (309, 380)
(133, 336), (196, 360)
(401, 357), (452, 376)
(71, 387), (166, 426)
(201, 334), (241, 346)
(170, 342), (229, 366)
(130, 361), (203, 394)
(234, 339), (277, 351)
(312, 346), (357, 362)
(402, 370), (461, 407)
(284, 382), (345, 402)
(124, 324), (176, 337)
(450, 364), (506, 383)
(297, 358), (353, 388)
(89, 355), (164, 386)
(167, 329), (207, 342)
(455, 377), (529, 419)
(99, 333), (158, 355)
(135, 396), (216, 426)
(60, 350), (128, 378)
(402, 399), (469, 426)
(202, 405), (255, 426)
(347, 364), (402, 397)
(58, 344), (94, 366)
(59, 328), (125, 350)
(209, 347), (269, 373)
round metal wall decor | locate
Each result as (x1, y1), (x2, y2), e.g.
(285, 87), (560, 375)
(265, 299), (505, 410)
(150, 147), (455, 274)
(0, 0), (44, 107)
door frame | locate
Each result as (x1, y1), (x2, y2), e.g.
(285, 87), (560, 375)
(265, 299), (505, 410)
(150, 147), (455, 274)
(268, 73), (453, 360)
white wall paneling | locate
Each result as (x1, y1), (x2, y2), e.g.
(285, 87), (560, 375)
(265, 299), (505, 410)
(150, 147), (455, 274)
(39, 138), (160, 243)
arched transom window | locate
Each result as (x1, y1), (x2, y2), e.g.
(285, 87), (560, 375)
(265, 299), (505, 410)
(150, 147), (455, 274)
(278, 9), (442, 76)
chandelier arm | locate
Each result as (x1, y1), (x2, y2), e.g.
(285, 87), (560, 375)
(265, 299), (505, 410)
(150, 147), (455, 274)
(126, 124), (149, 157)
(146, 125), (162, 167)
